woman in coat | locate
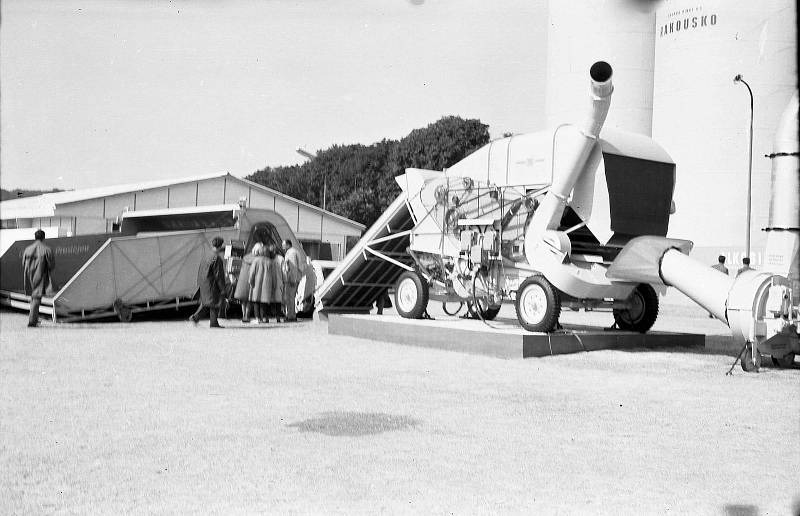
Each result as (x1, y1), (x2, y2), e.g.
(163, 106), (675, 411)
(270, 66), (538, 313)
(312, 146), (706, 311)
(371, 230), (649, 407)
(234, 243), (261, 323)
(268, 244), (285, 322)
(248, 244), (274, 323)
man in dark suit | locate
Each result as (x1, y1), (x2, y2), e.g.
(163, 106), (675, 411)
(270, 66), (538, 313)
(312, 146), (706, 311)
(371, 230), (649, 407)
(190, 236), (227, 328)
(22, 229), (55, 327)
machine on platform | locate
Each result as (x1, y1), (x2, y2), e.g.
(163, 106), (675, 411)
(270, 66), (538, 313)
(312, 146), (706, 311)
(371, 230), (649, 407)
(392, 61), (689, 333)
(318, 62), (799, 372)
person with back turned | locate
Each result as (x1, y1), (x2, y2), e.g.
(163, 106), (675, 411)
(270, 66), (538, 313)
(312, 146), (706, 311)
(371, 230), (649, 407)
(281, 239), (303, 322)
(22, 229), (55, 327)
(190, 236), (227, 328)
(737, 257), (753, 277)
(711, 255), (728, 275)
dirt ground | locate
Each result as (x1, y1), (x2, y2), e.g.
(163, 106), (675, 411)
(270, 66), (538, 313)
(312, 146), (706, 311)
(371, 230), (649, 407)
(1, 304), (798, 515)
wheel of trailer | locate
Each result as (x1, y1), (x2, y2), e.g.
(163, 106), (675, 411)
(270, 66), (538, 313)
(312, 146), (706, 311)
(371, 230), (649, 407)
(741, 343), (762, 372)
(515, 275), (561, 333)
(613, 283), (659, 333)
(113, 299), (133, 323)
(470, 269), (502, 321)
(394, 270), (429, 319)
(771, 353), (795, 368)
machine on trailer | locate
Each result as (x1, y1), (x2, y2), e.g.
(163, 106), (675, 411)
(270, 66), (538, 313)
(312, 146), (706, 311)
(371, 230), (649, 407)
(0, 205), (313, 322)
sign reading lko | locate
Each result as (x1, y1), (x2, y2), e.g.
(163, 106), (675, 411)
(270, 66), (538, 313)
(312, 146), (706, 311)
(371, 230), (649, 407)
(659, 11), (718, 37)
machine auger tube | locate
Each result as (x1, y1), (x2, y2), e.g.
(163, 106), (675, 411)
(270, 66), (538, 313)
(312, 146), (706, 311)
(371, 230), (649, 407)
(525, 61), (614, 247)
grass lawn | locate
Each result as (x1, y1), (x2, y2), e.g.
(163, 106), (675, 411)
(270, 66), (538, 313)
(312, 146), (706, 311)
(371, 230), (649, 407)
(1, 306), (798, 515)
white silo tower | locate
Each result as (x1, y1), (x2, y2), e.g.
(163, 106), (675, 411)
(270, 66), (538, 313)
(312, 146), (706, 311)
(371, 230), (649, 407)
(545, 0), (657, 135)
(652, 0), (797, 268)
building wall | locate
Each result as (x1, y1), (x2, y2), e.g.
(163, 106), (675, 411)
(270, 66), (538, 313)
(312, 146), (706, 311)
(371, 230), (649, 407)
(546, 0), (656, 135)
(652, 0), (797, 269)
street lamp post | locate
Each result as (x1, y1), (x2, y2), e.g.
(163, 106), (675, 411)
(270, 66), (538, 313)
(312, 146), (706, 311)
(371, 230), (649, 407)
(733, 74), (754, 261)
(295, 147), (325, 211)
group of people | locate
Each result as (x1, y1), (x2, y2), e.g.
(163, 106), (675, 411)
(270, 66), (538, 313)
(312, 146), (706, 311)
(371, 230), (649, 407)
(711, 255), (753, 277)
(234, 239), (303, 324)
(190, 236), (305, 328)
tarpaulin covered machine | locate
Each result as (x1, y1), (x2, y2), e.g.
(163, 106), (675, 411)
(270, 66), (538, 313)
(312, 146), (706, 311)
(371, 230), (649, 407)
(0, 205), (312, 322)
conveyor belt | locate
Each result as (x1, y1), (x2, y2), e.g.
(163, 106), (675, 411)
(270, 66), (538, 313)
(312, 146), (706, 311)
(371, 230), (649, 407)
(318, 193), (416, 314)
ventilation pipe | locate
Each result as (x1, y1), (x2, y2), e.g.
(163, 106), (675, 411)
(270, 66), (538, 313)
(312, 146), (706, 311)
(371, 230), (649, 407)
(763, 91), (799, 300)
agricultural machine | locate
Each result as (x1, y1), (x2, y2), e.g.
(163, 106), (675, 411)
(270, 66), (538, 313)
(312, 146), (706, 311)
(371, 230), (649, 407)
(394, 61), (686, 333)
(318, 61), (798, 372)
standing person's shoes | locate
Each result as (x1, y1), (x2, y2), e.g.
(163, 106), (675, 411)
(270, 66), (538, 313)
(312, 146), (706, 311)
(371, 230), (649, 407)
(209, 323), (224, 328)
(27, 322), (39, 328)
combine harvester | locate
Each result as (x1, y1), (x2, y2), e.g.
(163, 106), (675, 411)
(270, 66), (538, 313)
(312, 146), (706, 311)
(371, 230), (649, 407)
(319, 62), (798, 371)
(0, 204), (312, 322)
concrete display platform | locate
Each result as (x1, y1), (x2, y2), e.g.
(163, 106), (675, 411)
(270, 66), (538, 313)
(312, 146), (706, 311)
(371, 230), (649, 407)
(328, 314), (705, 359)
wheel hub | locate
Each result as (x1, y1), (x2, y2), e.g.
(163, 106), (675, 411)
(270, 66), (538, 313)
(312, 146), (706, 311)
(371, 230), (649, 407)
(397, 278), (418, 312)
(520, 284), (547, 325)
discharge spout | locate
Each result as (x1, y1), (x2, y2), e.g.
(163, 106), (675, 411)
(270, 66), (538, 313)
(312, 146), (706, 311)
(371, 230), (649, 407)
(525, 61), (614, 259)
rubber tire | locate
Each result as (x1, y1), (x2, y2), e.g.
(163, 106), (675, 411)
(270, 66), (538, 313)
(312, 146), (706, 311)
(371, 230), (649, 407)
(741, 344), (762, 372)
(394, 271), (429, 319)
(613, 283), (659, 333)
(515, 275), (561, 333)
(113, 299), (133, 323)
(771, 353), (795, 368)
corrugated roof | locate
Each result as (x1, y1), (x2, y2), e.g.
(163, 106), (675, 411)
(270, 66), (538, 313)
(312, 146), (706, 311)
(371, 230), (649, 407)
(0, 172), (365, 229)
(0, 172), (228, 219)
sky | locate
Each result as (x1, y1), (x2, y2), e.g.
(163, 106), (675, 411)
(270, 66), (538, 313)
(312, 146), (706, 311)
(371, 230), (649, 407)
(0, 0), (547, 190)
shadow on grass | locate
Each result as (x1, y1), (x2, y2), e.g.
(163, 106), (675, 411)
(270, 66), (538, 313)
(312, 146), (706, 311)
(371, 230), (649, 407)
(286, 411), (420, 437)
(723, 504), (759, 516)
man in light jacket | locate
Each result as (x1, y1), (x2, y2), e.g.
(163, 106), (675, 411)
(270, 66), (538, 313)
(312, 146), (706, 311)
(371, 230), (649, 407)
(22, 230), (55, 327)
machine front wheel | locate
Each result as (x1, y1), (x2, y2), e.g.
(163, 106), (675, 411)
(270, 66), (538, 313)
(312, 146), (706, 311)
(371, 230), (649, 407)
(613, 283), (659, 333)
(394, 271), (429, 319)
(515, 275), (561, 333)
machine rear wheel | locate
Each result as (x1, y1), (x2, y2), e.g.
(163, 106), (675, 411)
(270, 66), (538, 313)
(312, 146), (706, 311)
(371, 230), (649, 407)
(394, 271), (429, 319)
(515, 275), (561, 333)
(613, 283), (659, 333)
(771, 353), (795, 368)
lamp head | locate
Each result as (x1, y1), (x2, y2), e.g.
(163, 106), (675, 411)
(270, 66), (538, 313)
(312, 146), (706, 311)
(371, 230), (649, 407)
(733, 74), (743, 83)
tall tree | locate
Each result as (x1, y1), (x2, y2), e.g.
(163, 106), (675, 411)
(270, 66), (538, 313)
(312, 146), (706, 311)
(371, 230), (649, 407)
(246, 116), (490, 226)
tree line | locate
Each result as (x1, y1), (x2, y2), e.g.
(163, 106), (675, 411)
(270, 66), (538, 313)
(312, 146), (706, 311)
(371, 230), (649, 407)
(246, 116), (490, 226)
